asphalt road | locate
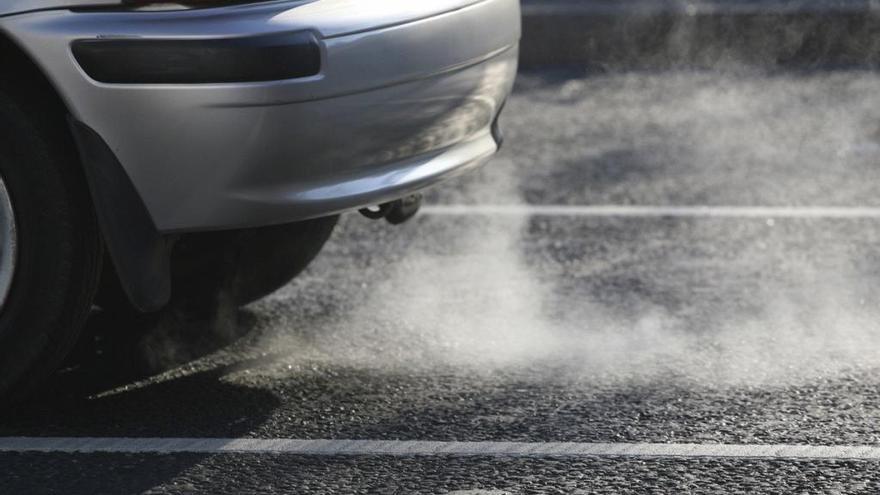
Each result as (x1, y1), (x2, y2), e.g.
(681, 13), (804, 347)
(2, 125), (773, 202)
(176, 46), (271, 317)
(7, 68), (880, 493)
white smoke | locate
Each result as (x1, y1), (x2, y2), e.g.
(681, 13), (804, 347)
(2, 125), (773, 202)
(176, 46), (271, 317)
(251, 70), (880, 388)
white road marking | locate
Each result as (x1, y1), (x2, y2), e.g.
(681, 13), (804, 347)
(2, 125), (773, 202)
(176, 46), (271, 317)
(420, 204), (880, 219)
(520, 1), (868, 16)
(2, 438), (880, 460)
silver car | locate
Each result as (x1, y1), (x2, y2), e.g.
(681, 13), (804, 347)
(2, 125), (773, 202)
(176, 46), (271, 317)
(0, 0), (519, 398)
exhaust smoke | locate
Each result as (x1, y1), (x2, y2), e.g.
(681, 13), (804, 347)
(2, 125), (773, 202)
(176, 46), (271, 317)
(252, 69), (880, 389)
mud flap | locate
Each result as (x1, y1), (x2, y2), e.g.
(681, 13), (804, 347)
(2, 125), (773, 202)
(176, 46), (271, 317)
(68, 118), (171, 312)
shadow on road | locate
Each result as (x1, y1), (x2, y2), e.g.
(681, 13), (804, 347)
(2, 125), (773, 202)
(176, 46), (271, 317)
(0, 307), (282, 439)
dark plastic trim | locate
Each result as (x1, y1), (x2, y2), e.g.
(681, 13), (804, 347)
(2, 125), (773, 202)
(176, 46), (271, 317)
(71, 31), (321, 84)
(69, 118), (171, 312)
(491, 100), (506, 148)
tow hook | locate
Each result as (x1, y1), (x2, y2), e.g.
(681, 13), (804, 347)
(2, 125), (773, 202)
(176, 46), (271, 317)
(359, 193), (423, 225)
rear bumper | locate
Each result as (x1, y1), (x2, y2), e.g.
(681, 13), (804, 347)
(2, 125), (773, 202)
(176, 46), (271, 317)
(0, 0), (520, 232)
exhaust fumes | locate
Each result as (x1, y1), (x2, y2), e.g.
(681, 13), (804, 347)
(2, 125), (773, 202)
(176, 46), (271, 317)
(251, 70), (880, 389)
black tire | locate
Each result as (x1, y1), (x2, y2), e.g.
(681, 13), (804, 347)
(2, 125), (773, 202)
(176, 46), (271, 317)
(0, 89), (103, 401)
(171, 216), (339, 312)
(229, 216), (339, 305)
(98, 216), (338, 315)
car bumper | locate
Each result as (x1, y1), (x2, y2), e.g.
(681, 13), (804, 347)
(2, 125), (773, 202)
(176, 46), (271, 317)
(0, 0), (520, 232)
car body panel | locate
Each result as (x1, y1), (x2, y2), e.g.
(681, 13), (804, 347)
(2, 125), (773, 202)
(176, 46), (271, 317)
(0, 0), (117, 17)
(0, 0), (520, 232)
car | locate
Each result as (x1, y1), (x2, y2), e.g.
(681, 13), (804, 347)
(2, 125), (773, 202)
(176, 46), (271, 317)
(0, 0), (520, 399)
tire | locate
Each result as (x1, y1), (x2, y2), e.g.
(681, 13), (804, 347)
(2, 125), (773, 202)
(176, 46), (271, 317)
(173, 216), (339, 311)
(98, 216), (338, 315)
(0, 88), (103, 401)
(231, 216), (340, 305)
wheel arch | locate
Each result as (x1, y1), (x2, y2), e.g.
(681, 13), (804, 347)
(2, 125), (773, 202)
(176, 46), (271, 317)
(0, 29), (172, 313)
(0, 30), (75, 156)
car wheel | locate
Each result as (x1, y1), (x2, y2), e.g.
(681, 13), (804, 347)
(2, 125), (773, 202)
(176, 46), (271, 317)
(226, 215), (340, 306)
(174, 215), (339, 312)
(0, 89), (103, 401)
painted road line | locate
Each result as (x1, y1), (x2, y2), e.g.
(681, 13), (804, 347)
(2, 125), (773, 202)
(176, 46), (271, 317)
(519, 1), (871, 16)
(420, 204), (880, 219)
(2, 438), (880, 460)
